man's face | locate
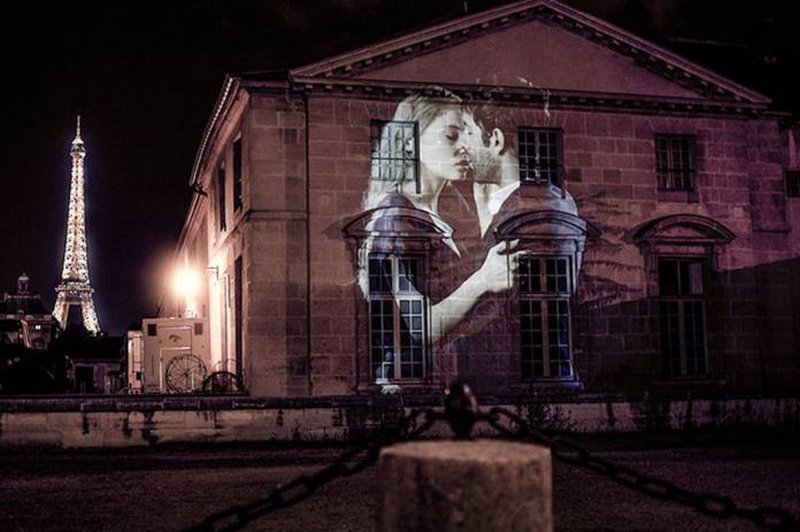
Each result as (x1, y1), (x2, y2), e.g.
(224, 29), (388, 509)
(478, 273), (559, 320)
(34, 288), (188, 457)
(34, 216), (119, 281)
(463, 113), (502, 184)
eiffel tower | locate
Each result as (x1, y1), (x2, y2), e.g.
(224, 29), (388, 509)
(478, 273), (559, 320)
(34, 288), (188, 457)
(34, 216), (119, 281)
(53, 116), (101, 333)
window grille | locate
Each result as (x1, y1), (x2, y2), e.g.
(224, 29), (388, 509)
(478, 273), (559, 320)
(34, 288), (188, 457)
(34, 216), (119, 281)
(655, 135), (696, 191)
(370, 121), (418, 185)
(518, 128), (563, 186)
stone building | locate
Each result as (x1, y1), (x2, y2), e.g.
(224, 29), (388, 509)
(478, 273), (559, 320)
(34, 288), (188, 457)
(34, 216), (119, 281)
(161, 0), (800, 398)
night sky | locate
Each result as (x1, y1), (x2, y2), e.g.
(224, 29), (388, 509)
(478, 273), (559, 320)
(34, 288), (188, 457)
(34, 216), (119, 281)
(1, 0), (797, 336)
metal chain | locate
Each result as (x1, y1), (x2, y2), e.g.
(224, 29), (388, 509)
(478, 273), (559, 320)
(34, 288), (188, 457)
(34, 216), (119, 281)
(185, 382), (799, 532)
(185, 408), (441, 532)
(483, 406), (800, 531)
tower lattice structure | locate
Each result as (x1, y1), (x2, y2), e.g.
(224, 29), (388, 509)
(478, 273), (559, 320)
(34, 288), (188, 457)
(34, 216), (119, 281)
(53, 116), (101, 333)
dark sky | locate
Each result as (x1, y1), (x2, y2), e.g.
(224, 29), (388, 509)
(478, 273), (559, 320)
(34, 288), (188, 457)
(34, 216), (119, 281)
(1, 0), (797, 336)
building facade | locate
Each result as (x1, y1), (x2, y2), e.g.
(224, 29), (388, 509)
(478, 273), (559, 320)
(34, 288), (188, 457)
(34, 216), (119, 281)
(161, 0), (800, 398)
(0, 273), (55, 350)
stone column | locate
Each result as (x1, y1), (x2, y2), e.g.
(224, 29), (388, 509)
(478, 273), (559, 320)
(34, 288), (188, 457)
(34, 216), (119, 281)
(378, 439), (552, 531)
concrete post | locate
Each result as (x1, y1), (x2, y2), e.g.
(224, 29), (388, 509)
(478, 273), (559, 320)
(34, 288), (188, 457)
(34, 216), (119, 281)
(378, 439), (552, 532)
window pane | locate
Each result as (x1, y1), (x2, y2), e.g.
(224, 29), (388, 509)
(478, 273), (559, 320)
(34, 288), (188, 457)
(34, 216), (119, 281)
(521, 261), (572, 380)
(519, 128), (562, 186)
(659, 259), (680, 296)
(683, 300), (706, 375)
(520, 300), (544, 378)
(369, 257), (393, 294)
(398, 258), (418, 293)
(688, 261), (704, 295)
(660, 258), (704, 297)
(217, 165), (226, 232)
(519, 257), (541, 293)
(545, 258), (569, 294)
(368, 255), (427, 382)
(370, 297), (394, 381)
(787, 171), (800, 197)
(371, 121), (418, 184)
(547, 300), (571, 378)
(655, 134), (696, 191)
(659, 301), (681, 375)
(233, 137), (243, 211)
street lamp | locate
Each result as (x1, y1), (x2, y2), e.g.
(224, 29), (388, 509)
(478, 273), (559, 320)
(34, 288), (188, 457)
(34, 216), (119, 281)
(172, 266), (200, 318)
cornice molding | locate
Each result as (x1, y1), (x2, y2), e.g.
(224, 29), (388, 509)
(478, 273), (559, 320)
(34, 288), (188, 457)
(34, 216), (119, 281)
(241, 76), (769, 119)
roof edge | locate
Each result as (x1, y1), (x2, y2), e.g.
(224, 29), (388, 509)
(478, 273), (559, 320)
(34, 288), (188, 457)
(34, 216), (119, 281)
(291, 0), (769, 105)
(189, 75), (239, 187)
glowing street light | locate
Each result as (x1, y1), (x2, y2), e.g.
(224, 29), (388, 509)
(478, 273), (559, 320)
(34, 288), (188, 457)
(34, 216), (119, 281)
(172, 266), (201, 317)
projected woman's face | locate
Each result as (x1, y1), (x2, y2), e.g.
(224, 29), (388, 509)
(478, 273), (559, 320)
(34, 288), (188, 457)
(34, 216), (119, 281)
(418, 107), (474, 182)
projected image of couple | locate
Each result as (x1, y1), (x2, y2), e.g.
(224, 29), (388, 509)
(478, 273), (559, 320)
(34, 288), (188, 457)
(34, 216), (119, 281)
(359, 93), (578, 384)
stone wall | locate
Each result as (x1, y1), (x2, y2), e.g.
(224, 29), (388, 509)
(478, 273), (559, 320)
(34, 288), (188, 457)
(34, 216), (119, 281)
(223, 88), (800, 398)
(0, 394), (797, 449)
(295, 93), (799, 395)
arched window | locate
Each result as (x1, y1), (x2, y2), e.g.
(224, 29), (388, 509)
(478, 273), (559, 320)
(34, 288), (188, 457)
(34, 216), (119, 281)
(344, 201), (449, 386)
(631, 214), (735, 377)
(496, 210), (599, 381)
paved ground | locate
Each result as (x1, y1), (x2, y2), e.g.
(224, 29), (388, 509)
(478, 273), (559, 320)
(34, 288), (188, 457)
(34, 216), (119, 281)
(1, 433), (798, 531)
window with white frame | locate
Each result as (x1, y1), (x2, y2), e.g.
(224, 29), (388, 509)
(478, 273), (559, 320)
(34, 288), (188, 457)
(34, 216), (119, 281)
(370, 121), (418, 185)
(658, 257), (707, 376)
(368, 254), (425, 381)
(519, 256), (573, 379)
(518, 127), (563, 186)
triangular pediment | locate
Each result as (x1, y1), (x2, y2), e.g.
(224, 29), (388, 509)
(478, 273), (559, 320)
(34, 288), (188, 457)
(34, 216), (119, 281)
(359, 20), (701, 99)
(292, 0), (768, 105)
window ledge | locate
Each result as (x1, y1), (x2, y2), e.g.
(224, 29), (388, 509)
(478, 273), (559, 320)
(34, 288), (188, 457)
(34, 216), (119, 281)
(514, 378), (583, 391)
(357, 380), (437, 395)
(652, 378), (726, 389)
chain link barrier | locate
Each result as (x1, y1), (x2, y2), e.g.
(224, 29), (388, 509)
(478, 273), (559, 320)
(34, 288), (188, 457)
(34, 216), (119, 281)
(186, 408), (442, 532)
(482, 405), (800, 531)
(187, 384), (800, 531)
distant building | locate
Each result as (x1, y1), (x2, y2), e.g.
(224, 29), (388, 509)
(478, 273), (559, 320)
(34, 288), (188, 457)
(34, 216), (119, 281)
(0, 273), (55, 350)
(161, 0), (800, 398)
(53, 326), (124, 394)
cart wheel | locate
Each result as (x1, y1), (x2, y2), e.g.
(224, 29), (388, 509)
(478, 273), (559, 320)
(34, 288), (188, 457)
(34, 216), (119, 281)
(165, 355), (207, 393)
(202, 371), (244, 394)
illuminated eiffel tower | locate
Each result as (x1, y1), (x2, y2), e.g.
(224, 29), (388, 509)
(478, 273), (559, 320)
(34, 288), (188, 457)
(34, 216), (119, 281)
(53, 116), (101, 333)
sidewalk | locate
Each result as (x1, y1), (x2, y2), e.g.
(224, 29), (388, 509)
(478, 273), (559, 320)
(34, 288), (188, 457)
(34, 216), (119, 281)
(1, 434), (798, 531)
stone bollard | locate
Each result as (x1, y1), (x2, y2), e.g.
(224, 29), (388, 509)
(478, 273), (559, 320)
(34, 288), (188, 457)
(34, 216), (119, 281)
(378, 439), (552, 532)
